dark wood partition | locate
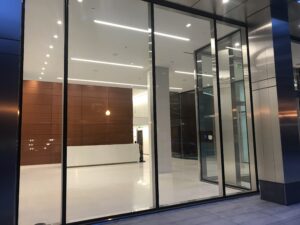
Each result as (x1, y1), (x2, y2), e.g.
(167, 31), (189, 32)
(21, 80), (133, 165)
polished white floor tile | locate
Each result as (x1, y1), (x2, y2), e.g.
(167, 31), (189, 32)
(19, 157), (242, 225)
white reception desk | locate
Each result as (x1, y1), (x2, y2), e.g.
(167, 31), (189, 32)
(67, 144), (140, 167)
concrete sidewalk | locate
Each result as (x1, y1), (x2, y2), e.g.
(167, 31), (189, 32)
(103, 195), (300, 225)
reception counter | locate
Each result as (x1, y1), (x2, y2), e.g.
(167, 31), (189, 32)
(67, 144), (140, 167)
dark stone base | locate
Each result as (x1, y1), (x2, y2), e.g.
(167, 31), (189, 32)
(260, 180), (300, 205)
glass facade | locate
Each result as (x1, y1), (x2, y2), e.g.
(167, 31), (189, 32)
(18, 0), (257, 224)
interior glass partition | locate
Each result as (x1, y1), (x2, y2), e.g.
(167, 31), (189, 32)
(195, 45), (219, 184)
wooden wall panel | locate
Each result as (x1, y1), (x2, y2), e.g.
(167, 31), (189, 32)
(21, 80), (62, 165)
(21, 80), (133, 165)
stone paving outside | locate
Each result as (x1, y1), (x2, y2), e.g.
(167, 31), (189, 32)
(101, 195), (300, 225)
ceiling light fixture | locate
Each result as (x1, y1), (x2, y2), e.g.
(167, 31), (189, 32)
(56, 77), (182, 91)
(46, 54), (50, 58)
(49, 45), (54, 49)
(174, 70), (213, 77)
(226, 46), (242, 51)
(186, 23), (191, 28)
(198, 73), (214, 77)
(78, 0), (83, 2)
(71, 57), (144, 69)
(57, 20), (62, 25)
(44, 62), (48, 65)
(174, 70), (195, 75)
(94, 20), (190, 41)
(53, 34), (58, 39)
(223, 0), (229, 3)
(234, 42), (240, 47)
(41, 72), (44, 75)
(155, 32), (190, 41)
(197, 60), (202, 63)
(39, 77), (42, 80)
(42, 67), (45, 70)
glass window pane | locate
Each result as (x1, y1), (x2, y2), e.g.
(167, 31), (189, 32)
(154, 6), (223, 206)
(19, 0), (64, 224)
(67, 0), (154, 222)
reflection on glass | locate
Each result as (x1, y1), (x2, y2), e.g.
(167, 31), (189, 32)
(19, 0), (64, 224)
(154, 6), (222, 206)
(67, 0), (154, 222)
(217, 29), (251, 191)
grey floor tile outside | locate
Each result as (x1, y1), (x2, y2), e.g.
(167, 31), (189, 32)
(99, 195), (300, 225)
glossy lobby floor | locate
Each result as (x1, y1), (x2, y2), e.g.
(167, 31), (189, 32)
(19, 157), (241, 225)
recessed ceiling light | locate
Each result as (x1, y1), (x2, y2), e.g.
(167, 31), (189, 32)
(39, 77), (42, 80)
(234, 42), (240, 47)
(42, 67), (45, 70)
(49, 45), (54, 49)
(223, 0), (229, 3)
(53, 34), (58, 39)
(57, 20), (62, 25)
(197, 60), (202, 63)
(78, 0), (83, 2)
(44, 62), (48, 65)
(46, 54), (50, 58)
(186, 23), (191, 28)
(94, 20), (190, 41)
(56, 77), (182, 91)
(41, 72), (44, 75)
(71, 57), (144, 69)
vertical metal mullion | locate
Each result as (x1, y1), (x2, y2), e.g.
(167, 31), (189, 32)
(149, 3), (160, 209)
(16, 0), (26, 224)
(62, 0), (69, 224)
(245, 26), (259, 192)
(213, 20), (226, 197)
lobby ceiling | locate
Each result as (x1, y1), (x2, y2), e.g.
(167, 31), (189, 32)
(23, 0), (237, 92)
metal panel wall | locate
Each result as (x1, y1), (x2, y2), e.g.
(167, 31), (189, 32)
(248, 0), (300, 205)
(248, 7), (285, 184)
(0, 0), (23, 224)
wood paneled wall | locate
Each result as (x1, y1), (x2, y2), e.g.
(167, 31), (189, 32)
(68, 84), (133, 146)
(21, 81), (62, 165)
(21, 80), (133, 165)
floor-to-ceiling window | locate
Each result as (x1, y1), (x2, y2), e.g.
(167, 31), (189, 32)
(66, 0), (155, 222)
(154, 6), (224, 206)
(18, 0), (64, 224)
(19, 1), (257, 224)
